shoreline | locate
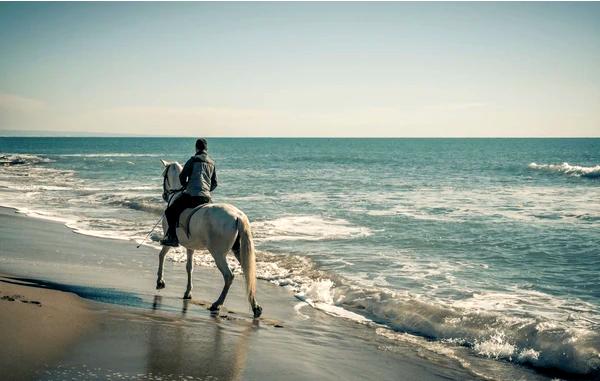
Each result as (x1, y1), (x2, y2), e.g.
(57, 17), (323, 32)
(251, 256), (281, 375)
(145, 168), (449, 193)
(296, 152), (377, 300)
(1, 204), (597, 380)
(0, 206), (484, 381)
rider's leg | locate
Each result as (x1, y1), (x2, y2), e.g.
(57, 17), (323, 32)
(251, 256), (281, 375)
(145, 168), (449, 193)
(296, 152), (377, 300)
(162, 195), (209, 246)
(162, 194), (190, 245)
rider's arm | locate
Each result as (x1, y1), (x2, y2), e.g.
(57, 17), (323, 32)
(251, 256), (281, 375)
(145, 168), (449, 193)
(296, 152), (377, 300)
(210, 166), (218, 191)
(179, 159), (193, 187)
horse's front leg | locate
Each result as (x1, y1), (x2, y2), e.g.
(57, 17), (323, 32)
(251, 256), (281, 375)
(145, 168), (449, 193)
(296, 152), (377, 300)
(184, 248), (194, 299)
(156, 246), (170, 289)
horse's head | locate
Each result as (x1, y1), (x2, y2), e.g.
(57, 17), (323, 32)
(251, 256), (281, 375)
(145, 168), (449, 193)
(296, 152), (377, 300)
(160, 159), (183, 202)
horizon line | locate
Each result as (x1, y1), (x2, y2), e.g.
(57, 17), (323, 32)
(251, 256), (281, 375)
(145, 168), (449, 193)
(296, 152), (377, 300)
(2, 135), (599, 139)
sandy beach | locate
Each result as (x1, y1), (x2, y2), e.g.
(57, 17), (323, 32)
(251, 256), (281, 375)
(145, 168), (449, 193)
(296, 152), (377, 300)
(0, 276), (95, 380)
(0, 206), (484, 381)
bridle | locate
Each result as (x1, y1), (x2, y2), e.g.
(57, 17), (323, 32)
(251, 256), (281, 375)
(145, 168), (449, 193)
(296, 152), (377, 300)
(162, 164), (184, 206)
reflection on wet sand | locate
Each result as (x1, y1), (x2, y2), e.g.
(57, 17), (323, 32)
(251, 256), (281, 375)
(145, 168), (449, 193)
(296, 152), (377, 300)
(147, 295), (253, 381)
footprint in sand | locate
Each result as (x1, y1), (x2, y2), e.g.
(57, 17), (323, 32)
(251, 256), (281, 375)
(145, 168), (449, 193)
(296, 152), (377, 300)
(0, 294), (41, 306)
(21, 300), (42, 306)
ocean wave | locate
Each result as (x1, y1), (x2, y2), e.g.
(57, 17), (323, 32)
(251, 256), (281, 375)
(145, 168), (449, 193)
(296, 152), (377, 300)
(0, 153), (54, 165)
(252, 215), (372, 241)
(109, 198), (164, 215)
(528, 162), (600, 179)
(326, 281), (599, 376)
(57, 153), (165, 157)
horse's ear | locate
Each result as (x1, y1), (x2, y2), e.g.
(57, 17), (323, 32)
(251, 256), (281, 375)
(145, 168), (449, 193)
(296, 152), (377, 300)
(160, 159), (169, 167)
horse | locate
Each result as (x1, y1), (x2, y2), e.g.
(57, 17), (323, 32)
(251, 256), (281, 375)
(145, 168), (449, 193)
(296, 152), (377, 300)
(156, 159), (262, 318)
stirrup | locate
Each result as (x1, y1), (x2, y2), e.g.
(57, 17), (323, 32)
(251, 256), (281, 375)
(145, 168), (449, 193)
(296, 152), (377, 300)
(160, 235), (179, 247)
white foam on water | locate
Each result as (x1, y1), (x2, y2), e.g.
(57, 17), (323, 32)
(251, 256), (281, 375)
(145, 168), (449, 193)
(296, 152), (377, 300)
(518, 348), (541, 362)
(473, 332), (517, 359)
(252, 215), (372, 242)
(67, 223), (134, 241)
(528, 162), (600, 178)
(363, 185), (600, 226)
(294, 279), (372, 323)
(278, 192), (328, 202)
(298, 279), (336, 304)
(10, 206), (77, 226)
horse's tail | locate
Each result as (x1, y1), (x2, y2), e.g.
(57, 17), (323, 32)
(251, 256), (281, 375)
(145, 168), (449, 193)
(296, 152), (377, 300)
(237, 215), (256, 304)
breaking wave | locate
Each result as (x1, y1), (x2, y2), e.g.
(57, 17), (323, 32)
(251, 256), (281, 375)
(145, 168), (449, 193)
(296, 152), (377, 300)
(108, 197), (164, 215)
(0, 153), (54, 165)
(529, 162), (600, 179)
(336, 285), (600, 376)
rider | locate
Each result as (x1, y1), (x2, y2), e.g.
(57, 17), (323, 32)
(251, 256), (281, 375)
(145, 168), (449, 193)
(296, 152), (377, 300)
(160, 138), (218, 247)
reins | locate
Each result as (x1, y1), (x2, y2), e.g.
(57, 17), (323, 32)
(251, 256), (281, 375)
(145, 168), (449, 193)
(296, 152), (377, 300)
(136, 215), (164, 248)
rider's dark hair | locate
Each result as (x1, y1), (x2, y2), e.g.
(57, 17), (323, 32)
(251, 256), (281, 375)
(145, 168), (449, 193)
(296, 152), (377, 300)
(196, 138), (207, 152)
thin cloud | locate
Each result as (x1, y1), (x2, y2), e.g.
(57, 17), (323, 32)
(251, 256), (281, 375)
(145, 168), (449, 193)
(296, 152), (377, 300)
(446, 102), (488, 111)
(0, 92), (47, 112)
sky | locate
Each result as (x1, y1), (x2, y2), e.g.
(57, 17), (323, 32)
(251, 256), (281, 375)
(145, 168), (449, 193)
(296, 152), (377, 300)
(1, 2), (599, 137)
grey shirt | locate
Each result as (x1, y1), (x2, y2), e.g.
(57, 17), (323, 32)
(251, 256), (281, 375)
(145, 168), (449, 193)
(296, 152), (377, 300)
(179, 151), (218, 198)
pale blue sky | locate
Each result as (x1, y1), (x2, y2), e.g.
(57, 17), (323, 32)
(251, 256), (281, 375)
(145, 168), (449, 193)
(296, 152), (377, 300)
(1, 2), (599, 137)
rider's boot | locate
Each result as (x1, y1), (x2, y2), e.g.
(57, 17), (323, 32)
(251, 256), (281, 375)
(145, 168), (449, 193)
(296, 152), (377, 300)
(160, 227), (179, 247)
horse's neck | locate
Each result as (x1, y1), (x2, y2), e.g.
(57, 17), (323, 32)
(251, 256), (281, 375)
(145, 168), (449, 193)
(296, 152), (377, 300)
(170, 174), (182, 189)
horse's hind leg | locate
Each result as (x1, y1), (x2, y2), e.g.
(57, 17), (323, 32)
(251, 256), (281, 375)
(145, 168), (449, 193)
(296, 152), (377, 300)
(156, 246), (170, 289)
(183, 248), (194, 299)
(209, 251), (234, 312)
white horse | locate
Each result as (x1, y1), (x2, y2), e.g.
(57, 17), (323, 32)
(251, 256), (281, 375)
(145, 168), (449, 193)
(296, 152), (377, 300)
(156, 160), (262, 318)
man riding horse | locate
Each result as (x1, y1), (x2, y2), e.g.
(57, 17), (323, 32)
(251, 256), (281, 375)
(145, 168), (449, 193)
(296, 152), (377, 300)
(161, 138), (218, 247)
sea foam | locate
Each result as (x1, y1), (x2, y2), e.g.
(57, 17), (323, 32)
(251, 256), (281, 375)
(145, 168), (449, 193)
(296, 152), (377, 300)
(528, 162), (600, 178)
(252, 215), (372, 242)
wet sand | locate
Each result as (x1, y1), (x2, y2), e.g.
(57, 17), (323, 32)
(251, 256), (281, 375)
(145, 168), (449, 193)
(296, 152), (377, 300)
(0, 207), (482, 381)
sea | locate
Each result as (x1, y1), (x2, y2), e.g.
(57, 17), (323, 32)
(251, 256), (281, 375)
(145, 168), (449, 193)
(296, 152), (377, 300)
(1, 137), (599, 379)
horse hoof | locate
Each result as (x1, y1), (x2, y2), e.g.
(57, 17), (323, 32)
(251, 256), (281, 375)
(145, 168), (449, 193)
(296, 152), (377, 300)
(209, 303), (221, 312)
(183, 293), (192, 300)
(253, 305), (263, 319)
(156, 280), (166, 290)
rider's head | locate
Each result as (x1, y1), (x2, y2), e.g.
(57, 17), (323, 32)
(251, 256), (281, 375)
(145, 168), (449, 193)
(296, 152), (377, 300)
(195, 138), (207, 153)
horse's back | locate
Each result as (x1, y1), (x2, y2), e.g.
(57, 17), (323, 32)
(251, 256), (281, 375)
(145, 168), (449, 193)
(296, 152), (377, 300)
(179, 203), (247, 251)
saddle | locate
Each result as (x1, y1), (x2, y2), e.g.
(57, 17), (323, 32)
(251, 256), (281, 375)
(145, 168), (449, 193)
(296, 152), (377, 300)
(178, 204), (209, 239)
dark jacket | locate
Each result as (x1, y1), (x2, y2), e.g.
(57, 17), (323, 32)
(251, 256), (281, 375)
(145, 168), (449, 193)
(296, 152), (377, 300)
(179, 151), (217, 198)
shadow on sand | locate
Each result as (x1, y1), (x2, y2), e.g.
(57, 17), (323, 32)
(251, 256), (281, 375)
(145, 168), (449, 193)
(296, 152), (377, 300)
(0, 275), (148, 308)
